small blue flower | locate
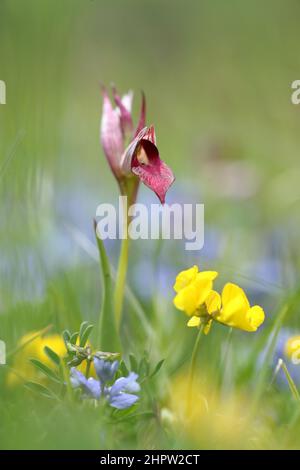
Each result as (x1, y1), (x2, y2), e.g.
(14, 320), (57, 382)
(106, 372), (140, 410)
(70, 367), (101, 400)
(70, 361), (140, 410)
(70, 368), (101, 399)
(94, 357), (119, 383)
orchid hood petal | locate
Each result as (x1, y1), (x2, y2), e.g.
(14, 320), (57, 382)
(120, 126), (175, 203)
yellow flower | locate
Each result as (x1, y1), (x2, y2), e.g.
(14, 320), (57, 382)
(187, 290), (221, 334)
(215, 283), (265, 332)
(173, 265), (218, 316)
(6, 330), (97, 387)
(285, 335), (300, 364)
(188, 282), (265, 333)
(6, 330), (66, 387)
(169, 372), (254, 449)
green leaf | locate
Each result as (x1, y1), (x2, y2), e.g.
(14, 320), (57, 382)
(67, 224), (155, 342)
(112, 403), (139, 419)
(79, 321), (89, 339)
(44, 346), (61, 366)
(30, 359), (61, 383)
(129, 354), (138, 372)
(70, 332), (79, 345)
(25, 381), (58, 400)
(139, 357), (150, 377)
(62, 329), (71, 347)
(119, 360), (129, 376)
(80, 324), (94, 347)
(150, 359), (165, 378)
(94, 221), (121, 352)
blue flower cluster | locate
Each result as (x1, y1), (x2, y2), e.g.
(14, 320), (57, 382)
(70, 357), (140, 409)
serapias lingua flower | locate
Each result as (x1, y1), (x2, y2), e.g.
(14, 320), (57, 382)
(100, 85), (174, 203)
(70, 357), (140, 409)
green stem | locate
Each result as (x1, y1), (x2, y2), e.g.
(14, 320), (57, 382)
(61, 360), (74, 403)
(85, 359), (91, 379)
(280, 359), (300, 402)
(187, 325), (204, 413)
(94, 221), (120, 352)
(114, 177), (138, 330)
(114, 232), (130, 329)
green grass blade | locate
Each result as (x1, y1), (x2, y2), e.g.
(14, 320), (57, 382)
(280, 359), (300, 402)
(24, 381), (59, 400)
(94, 221), (121, 353)
(66, 223), (155, 340)
(29, 358), (62, 384)
(80, 324), (94, 347)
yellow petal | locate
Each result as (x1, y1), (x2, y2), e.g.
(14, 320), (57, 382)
(193, 277), (214, 307)
(173, 283), (201, 315)
(6, 331), (44, 386)
(196, 271), (218, 282)
(205, 290), (221, 314)
(187, 316), (201, 327)
(246, 306), (265, 331)
(173, 265), (198, 293)
(217, 288), (265, 332)
(173, 273), (214, 315)
(216, 297), (248, 331)
(221, 283), (250, 310)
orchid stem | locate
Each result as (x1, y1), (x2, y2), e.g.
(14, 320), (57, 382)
(187, 324), (204, 413)
(85, 359), (91, 379)
(114, 232), (130, 330)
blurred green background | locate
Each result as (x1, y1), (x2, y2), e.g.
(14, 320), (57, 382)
(1, 0), (300, 449)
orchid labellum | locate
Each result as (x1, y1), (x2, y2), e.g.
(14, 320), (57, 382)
(100, 86), (174, 204)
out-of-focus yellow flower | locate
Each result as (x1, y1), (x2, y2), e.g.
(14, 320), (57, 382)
(6, 330), (66, 387)
(285, 335), (300, 364)
(168, 372), (254, 449)
(173, 265), (218, 316)
(7, 330), (97, 387)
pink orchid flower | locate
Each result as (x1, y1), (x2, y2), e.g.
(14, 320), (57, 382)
(100, 86), (175, 204)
